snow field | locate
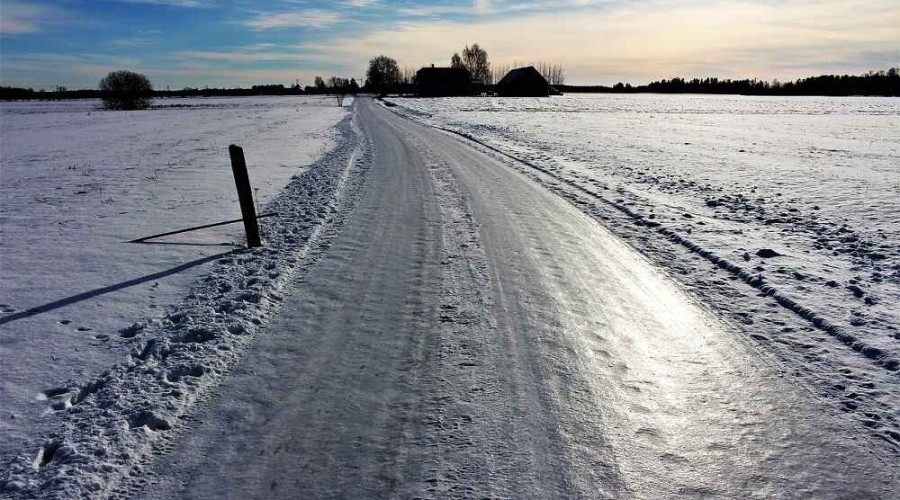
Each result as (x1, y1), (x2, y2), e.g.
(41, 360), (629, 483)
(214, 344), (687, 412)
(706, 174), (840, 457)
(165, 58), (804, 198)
(0, 96), (344, 430)
(0, 97), (365, 498)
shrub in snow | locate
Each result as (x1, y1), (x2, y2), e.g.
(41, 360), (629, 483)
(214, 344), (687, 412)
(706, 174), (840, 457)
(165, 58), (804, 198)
(99, 70), (152, 110)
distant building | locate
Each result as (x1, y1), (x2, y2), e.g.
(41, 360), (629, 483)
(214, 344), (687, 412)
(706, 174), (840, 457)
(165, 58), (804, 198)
(496, 66), (551, 97)
(416, 66), (473, 97)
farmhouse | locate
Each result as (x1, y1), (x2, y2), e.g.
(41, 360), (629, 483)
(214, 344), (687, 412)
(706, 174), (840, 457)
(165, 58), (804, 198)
(496, 66), (551, 97)
(416, 66), (473, 97)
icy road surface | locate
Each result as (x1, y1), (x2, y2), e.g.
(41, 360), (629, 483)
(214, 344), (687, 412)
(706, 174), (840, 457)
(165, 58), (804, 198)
(138, 99), (897, 499)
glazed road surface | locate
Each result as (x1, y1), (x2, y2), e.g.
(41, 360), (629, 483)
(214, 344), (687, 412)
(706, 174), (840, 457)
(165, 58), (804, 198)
(139, 99), (897, 499)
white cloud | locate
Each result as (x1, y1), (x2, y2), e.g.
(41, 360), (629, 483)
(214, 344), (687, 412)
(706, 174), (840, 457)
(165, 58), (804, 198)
(118, 0), (215, 7)
(0, 52), (143, 88)
(0, 50), (317, 89)
(110, 37), (154, 48)
(298, 0), (900, 84)
(397, 5), (467, 16)
(342, 0), (380, 7)
(246, 9), (341, 30)
(5, 0), (898, 89)
(174, 49), (310, 63)
(0, 2), (66, 35)
(473, 0), (492, 14)
(396, 0), (602, 18)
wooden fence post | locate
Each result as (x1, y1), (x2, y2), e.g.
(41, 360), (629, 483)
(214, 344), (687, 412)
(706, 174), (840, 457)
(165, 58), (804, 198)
(228, 145), (262, 248)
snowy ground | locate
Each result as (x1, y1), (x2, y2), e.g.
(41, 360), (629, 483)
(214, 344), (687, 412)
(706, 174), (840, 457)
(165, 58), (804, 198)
(2, 94), (898, 498)
(0, 96), (352, 491)
(387, 94), (900, 448)
(122, 99), (896, 499)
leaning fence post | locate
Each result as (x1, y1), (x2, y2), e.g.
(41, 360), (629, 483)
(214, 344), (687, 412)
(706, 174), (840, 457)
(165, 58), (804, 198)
(228, 145), (262, 248)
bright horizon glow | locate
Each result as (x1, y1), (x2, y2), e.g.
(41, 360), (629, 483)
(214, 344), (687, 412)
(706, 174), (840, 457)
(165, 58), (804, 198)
(1, 0), (898, 90)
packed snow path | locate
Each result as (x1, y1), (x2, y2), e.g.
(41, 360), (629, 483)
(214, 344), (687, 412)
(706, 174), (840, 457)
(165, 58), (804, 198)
(138, 99), (897, 499)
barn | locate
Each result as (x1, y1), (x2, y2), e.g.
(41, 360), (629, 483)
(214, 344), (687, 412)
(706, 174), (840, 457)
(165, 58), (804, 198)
(496, 66), (551, 97)
(416, 66), (474, 97)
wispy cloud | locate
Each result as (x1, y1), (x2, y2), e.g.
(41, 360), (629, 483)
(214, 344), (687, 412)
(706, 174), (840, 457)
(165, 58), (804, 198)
(342, 0), (380, 7)
(1, 52), (141, 69)
(110, 37), (155, 48)
(174, 48), (309, 63)
(397, 5), (466, 16)
(2, 0), (898, 89)
(246, 9), (341, 30)
(0, 49), (322, 89)
(299, 0), (900, 84)
(0, 52), (143, 88)
(118, 0), (215, 7)
(473, 0), (492, 14)
(0, 1), (67, 35)
(397, 0), (591, 17)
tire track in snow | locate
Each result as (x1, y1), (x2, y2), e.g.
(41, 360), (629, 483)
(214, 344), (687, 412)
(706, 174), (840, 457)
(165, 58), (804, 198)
(130, 98), (629, 499)
(378, 103), (898, 498)
(378, 100), (900, 452)
(385, 103), (899, 374)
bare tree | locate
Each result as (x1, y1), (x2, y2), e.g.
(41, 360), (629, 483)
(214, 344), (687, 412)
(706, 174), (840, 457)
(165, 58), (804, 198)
(487, 62), (564, 87)
(366, 55), (401, 95)
(329, 76), (350, 106)
(462, 44), (490, 85)
(548, 63), (565, 86)
(535, 62), (565, 86)
(402, 67), (417, 85)
(490, 64), (511, 86)
(451, 53), (463, 69)
(328, 76), (344, 88)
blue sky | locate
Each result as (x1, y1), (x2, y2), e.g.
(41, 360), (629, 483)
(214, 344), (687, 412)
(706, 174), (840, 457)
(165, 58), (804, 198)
(1, 0), (898, 89)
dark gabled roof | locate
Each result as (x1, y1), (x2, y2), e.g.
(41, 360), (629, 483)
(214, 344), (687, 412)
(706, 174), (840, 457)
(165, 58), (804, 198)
(496, 66), (551, 97)
(416, 66), (474, 97)
(497, 66), (546, 87)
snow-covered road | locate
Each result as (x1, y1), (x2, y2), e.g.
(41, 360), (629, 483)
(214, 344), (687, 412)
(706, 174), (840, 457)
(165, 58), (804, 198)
(130, 98), (897, 499)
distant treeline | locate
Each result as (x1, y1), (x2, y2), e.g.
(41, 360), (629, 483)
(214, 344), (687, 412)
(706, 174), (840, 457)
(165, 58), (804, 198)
(3, 68), (898, 100)
(0, 81), (365, 101)
(558, 68), (899, 96)
(0, 84), (315, 101)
